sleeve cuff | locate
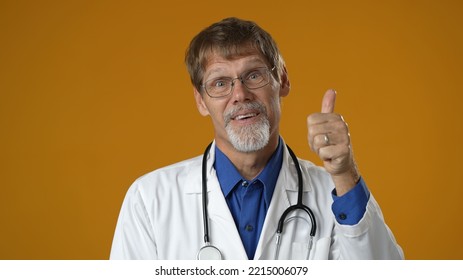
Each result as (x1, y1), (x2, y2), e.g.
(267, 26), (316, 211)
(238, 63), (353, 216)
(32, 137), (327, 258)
(331, 177), (370, 225)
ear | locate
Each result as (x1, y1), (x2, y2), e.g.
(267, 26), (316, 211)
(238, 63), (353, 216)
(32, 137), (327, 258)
(279, 66), (290, 97)
(194, 88), (210, 116)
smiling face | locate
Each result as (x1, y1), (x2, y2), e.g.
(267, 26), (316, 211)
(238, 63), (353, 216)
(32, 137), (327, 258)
(194, 49), (290, 154)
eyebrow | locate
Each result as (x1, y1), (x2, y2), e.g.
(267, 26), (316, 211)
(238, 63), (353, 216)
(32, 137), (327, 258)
(204, 57), (268, 79)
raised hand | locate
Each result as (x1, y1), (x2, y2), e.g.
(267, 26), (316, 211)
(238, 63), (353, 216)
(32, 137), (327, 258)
(307, 89), (360, 195)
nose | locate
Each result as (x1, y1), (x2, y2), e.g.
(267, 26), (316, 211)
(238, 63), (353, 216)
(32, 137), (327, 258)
(230, 78), (253, 103)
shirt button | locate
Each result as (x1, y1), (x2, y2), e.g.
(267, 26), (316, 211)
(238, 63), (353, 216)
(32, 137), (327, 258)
(245, 225), (254, 232)
(339, 213), (347, 220)
(241, 181), (249, 187)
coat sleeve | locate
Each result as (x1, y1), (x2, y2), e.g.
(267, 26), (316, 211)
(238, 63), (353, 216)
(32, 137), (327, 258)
(110, 181), (158, 260)
(330, 194), (404, 259)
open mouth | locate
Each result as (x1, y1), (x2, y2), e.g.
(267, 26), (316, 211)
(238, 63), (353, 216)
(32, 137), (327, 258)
(225, 102), (266, 126)
(233, 112), (259, 121)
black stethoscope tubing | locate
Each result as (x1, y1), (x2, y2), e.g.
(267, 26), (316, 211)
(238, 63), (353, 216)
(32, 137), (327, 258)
(201, 142), (213, 244)
(278, 145), (317, 237)
(201, 142), (317, 246)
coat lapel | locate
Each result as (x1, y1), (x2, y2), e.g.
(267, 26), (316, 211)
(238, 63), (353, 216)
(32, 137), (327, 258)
(254, 144), (312, 259)
(189, 142), (248, 259)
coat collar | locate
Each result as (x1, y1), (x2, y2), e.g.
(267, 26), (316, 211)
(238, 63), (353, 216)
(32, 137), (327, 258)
(185, 139), (313, 194)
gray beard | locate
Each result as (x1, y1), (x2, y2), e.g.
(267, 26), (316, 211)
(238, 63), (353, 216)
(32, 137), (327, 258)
(224, 103), (270, 153)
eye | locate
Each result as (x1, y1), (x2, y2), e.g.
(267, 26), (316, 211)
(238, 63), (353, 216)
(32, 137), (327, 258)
(214, 80), (227, 88)
(245, 69), (264, 81)
(206, 78), (229, 89)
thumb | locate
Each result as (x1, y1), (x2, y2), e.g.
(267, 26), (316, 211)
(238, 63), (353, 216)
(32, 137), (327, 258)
(321, 89), (337, 113)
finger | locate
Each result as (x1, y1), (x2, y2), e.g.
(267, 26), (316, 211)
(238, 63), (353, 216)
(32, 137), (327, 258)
(310, 134), (329, 154)
(307, 112), (340, 126)
(318, 145), (340, 162)
(313, 134), (332, 148)
(321, 89), (337, 113)
(308, 116), (348, 137)
(312, 131), (349, 152)
(318, 145), (350, 165)
(309, 133), (328, 153)
(318, 144), (352, 174)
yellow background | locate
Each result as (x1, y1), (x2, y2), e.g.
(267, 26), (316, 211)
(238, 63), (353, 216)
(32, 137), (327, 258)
(1, 0), (462, 259)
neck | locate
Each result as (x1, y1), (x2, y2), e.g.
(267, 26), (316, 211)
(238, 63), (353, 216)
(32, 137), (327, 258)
(216, 136), (279, 181)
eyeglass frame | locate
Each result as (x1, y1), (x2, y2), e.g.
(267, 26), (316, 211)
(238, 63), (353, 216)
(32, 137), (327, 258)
(200, 66), (276, 98)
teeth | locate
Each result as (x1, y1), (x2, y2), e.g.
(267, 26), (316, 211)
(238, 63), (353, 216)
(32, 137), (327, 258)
(235, 113), (257, 120)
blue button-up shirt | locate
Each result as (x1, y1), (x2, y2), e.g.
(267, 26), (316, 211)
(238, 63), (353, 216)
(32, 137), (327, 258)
(214, 139), (370, 259)
(215, 139), (283, 259)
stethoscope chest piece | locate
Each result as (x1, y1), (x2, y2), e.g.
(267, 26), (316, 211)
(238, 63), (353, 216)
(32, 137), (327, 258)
(197, 243), (222, 260)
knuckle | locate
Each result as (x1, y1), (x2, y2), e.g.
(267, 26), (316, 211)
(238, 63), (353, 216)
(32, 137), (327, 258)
(307, 114), (317, 124)
(333, 120), (348, 132)
(308, 125), (317, 136)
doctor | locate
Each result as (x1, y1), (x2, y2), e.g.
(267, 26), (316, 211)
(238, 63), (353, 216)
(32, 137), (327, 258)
(110, 17), (403, 260)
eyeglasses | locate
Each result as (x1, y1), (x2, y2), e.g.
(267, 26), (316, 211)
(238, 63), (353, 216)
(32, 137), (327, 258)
(201, 67), (275, 98)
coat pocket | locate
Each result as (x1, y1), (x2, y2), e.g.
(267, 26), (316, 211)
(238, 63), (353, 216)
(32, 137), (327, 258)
(310, 237), (331, 260)
(290, 237), (332, 260)
(291, 242), (311, 260)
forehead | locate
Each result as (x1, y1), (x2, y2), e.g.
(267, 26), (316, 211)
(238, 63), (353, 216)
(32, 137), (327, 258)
(203, 48), (268, 73)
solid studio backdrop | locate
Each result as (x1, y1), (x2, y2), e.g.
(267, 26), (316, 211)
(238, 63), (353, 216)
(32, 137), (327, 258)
(0, 0), (462, 259)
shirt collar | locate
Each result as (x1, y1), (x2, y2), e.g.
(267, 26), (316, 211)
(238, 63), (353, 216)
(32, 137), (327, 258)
(214, 138), (284, 203)
(214, 147), (243, 197)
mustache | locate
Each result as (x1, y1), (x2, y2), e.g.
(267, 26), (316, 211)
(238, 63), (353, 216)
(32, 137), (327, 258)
(224, 102), (267, 126)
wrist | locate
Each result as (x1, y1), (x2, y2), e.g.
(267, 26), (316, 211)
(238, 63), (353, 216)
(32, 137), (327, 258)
(331, 163), (360, 196)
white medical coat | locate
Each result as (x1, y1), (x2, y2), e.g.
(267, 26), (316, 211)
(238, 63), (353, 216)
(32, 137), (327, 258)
(110, 142), (403, 260)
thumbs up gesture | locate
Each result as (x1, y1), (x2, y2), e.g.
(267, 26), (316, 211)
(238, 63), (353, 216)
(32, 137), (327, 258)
(307, 89), (360, 196)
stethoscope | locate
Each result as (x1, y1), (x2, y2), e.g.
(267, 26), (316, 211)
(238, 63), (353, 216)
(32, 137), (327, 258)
(197, 142), (317, 260)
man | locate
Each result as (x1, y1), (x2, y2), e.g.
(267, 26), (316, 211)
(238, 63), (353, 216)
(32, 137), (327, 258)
(110, 17), (403, 260)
